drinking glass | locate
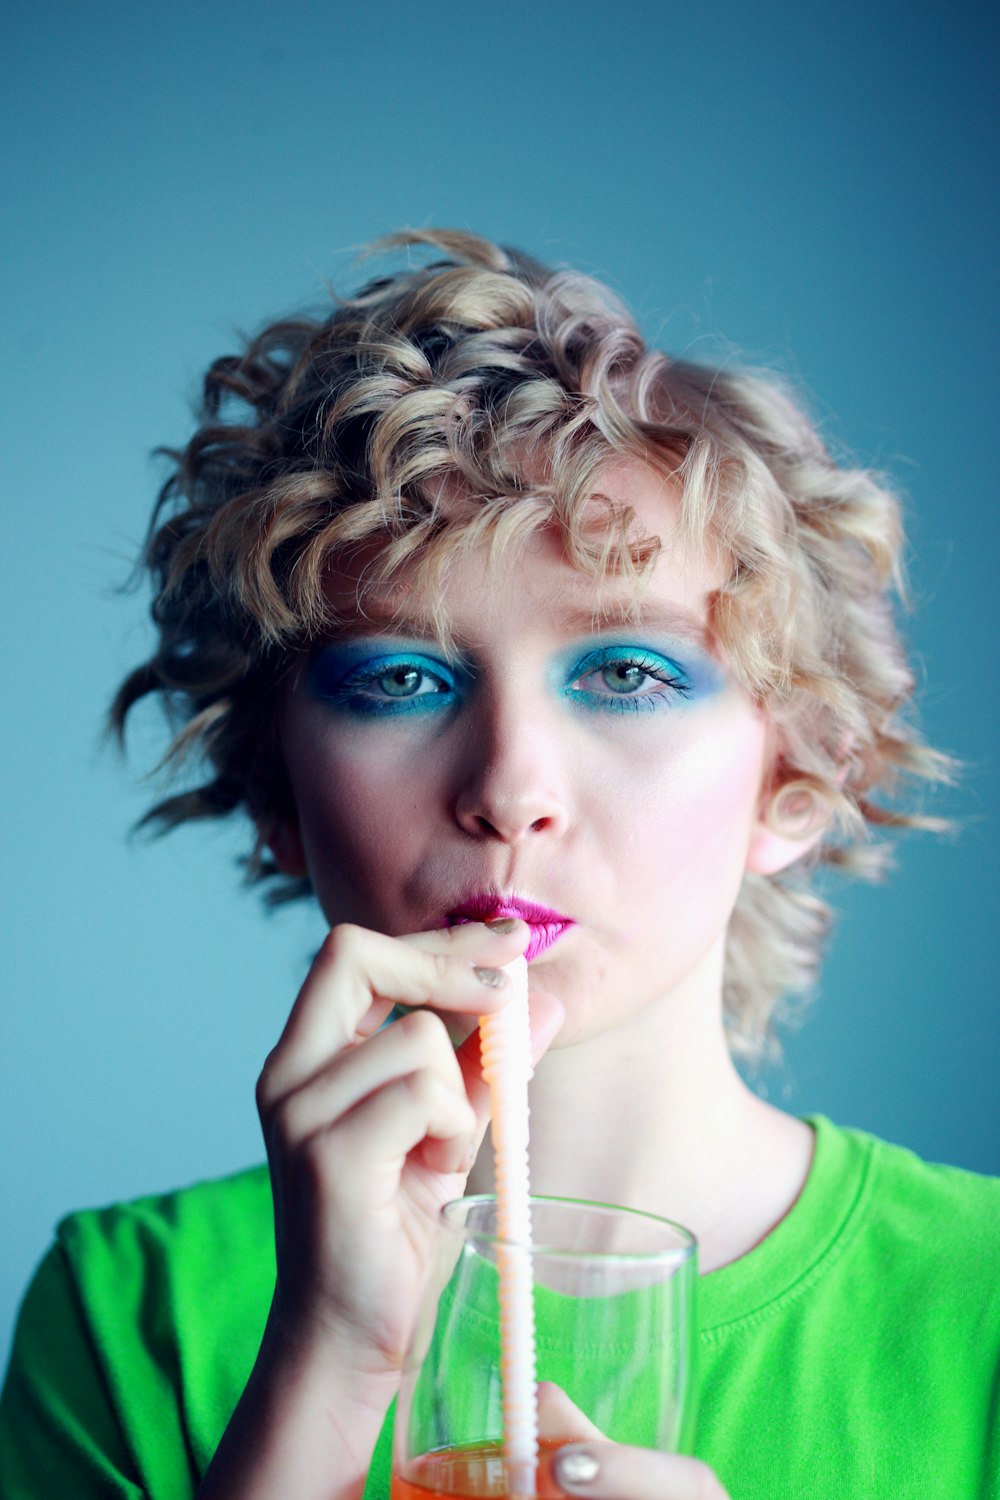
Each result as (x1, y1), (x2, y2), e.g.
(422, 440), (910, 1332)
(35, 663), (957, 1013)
(392, 1194), (698, 1499)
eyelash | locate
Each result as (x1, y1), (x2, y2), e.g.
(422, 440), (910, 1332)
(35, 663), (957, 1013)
(569, 648), (692, 713)
(323, 655), (456, 717)
(313, 647), (692, 718)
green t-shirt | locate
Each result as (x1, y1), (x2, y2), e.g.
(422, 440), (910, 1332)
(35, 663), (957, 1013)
(1, 1117), (997, 1498)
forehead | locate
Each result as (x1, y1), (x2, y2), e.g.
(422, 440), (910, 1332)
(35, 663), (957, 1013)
(321, 460), (727, 645)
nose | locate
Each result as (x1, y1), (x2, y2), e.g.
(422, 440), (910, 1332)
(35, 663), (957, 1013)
(452, 692), (571, 845)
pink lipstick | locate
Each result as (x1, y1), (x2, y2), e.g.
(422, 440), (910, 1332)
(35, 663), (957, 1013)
(446, 894), (575, 962)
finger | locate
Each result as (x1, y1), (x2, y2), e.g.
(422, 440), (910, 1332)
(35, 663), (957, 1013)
(299, 922), (530, 1045)
(406, 918), (530, 962)
(264, 1008), (466, 1147)
(552, 1442), (730, 1500)
(325, 1069), (478, 1186)
(374, 920), (533, 1036)
(260, 923), (526, 1102)
(536, 1381), (605, 1442)
(454, 986), (566, 1143)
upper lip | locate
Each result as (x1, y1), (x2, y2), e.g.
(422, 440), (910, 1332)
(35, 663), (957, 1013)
(446, 893), (574, 927)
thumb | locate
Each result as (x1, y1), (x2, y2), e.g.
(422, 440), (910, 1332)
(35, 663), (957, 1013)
(528, 986), (567, 1064)
(552, 1443), (731, 1499)
(536, 1380), (605, 1442)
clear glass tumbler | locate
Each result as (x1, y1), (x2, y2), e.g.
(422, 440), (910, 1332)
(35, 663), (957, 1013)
(392, 1194), (698, 1499)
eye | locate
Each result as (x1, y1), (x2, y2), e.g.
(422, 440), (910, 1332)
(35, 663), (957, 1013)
(596, 661), (656, 694)
(309, 648), (457, 717)
(368, 664), (439, 698)
(568, 647), (692, 711)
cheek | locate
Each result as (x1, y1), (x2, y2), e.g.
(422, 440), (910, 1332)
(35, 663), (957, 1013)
(608, 712), (768, 928)
(282, 717), (444, 917)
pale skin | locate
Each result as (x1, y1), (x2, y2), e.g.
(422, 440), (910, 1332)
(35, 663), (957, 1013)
(197, 463), (821, 1500)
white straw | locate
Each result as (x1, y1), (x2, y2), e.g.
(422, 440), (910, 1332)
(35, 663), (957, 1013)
(478, 954), (539, 1496)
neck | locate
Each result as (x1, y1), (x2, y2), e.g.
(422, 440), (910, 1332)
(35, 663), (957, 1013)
(466, 959), (814, 1273)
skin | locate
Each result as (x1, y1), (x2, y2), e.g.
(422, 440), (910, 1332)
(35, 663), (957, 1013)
(198, 461), (820, 1500)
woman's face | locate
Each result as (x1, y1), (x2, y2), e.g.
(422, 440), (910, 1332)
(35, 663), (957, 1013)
(276, 462), (774, 1043)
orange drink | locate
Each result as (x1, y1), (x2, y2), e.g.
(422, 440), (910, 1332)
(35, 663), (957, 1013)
(392, 1438), (567, 1498)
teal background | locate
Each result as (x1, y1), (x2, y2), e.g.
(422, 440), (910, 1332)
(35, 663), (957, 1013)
(2, 1), (997, 1362)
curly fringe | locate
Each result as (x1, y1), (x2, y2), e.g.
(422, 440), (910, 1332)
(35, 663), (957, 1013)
(111, 227), (953, 1062)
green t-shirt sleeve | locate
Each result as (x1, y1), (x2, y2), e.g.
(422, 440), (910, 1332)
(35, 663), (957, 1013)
(1, 1187), (393, 1500)
(0, 1242), (145, 1498)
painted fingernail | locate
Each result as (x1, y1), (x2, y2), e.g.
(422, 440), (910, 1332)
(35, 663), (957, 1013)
(485, 917), (519, 934)
(554, 1445), (601, 1486)
(473, 965), (507, 988)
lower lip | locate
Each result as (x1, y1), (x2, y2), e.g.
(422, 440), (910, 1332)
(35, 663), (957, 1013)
(448, 914), (572, 962)
(523, 922), (571, 962)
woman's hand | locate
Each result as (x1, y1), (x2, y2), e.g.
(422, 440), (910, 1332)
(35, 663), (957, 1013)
(255, 919), (564, 1382)
(198, 919), (563, 1500)
(552, 1444), (731, 1499)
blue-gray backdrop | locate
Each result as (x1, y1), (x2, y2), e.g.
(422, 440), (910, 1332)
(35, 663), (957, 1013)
(3, 0), (998, 1362)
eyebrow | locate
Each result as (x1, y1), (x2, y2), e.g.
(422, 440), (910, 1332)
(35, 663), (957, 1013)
(330, 595), (712, 649)
(544, 599), (711, 645)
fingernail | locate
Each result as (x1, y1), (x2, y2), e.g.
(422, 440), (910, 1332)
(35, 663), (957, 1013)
(554, 1445), (600, 1487)
(473, 965), (507, 988)
(485, 917), (519, 934)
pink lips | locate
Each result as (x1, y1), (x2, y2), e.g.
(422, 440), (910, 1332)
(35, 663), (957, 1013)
(446, 895), (575, 962)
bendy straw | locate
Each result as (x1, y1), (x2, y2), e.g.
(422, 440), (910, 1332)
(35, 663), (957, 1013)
(478, 954), (539, 1495)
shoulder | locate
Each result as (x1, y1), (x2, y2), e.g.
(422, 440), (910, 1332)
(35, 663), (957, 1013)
(2, 1166), (275, 1494)
(697, 1123), (1000, 1498)
(55, 1160), (273, 1261)
(54, 1160), (272, 1266)
(811, 1116), (1000, 1296)
(817, 1115), (999, 1223)
(53, 1162), (275, 1358)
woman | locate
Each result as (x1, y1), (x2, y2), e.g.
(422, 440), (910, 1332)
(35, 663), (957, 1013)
(2, 230), (995, 1499)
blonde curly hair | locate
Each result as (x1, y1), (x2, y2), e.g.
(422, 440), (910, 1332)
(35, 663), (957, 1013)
(112, 228), (950, 1061)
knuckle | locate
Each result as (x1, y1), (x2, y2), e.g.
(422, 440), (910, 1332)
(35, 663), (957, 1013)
(400, 1068), (434, 1110)
(255, 1050), (281, 1114)
(397, 1006), (445, 1048)
(402, 1068), (452, 1123)
(405, 1067), (470, 1128)
(427, 949), (455, 986)
(322, 922), (364, 965)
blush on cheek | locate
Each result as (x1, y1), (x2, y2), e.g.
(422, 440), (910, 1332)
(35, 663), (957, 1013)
(681, 741), (764, 868)
(613, 723), (767, 948)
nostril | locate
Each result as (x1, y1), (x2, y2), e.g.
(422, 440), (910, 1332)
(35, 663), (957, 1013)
(455, 799), (564, 842)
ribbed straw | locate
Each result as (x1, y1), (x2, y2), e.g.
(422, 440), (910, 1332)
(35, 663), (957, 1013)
(478, 955), (539, 1497)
